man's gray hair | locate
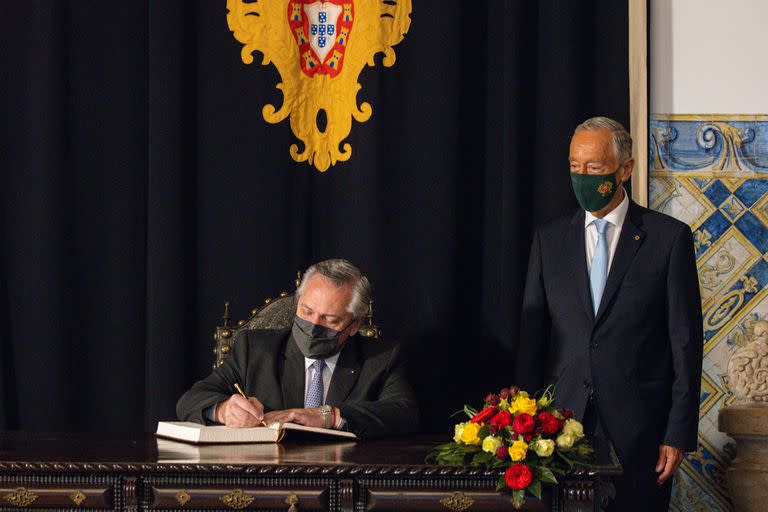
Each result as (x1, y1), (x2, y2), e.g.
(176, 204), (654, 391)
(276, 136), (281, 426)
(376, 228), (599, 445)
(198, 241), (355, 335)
(296, 258), (372, 319)
(575, 116), (633, 163)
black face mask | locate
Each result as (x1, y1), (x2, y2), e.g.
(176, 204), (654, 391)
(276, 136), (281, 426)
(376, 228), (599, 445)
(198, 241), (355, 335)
(291, 315), (351, 359)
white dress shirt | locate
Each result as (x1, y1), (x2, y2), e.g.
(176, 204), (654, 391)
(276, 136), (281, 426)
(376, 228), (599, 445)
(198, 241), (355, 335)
(303, 352), (341, 405)
(584, 188), (629, 273)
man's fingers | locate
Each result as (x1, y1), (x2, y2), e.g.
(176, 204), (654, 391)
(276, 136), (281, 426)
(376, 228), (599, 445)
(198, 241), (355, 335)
(231, 394), (263, 420)
(657, 456), (676, 484)
(655, 446), (684, 485)
(655, 446), (666, 473)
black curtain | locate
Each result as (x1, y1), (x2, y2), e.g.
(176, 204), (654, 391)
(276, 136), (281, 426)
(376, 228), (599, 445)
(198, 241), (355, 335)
(0, 1), (628, 432)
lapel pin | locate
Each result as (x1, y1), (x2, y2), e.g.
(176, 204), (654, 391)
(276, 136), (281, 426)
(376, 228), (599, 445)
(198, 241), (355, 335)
(634, 235), (641, 241)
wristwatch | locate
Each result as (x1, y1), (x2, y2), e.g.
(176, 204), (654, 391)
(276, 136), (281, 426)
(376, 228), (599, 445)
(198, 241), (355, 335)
(319, 405), (333, 429)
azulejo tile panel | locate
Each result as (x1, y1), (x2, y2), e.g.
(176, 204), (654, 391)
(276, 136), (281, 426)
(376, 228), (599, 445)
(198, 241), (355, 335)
(650, 115), (768, 512)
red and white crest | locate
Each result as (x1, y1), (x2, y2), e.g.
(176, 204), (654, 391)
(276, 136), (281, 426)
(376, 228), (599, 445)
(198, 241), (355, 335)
(288, 1), (354, 78)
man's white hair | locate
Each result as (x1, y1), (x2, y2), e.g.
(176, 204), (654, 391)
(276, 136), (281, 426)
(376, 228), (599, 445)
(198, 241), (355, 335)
(296, 258), (371, 319)
(575, 116), (633, 163)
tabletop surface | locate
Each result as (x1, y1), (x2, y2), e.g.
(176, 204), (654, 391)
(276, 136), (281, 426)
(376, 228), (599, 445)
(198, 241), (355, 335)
(0, 432), (621, 476)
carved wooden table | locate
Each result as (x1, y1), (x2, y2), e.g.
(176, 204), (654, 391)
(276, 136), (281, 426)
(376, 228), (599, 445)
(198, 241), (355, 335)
(0, 433), (620, 511)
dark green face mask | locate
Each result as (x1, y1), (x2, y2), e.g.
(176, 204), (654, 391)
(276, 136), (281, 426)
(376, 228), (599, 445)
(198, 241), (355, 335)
(570, 171), (619, 212)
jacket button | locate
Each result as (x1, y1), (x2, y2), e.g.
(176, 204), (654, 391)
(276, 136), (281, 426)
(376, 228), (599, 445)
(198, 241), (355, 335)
(583, 379), (591, 388)
(591, 343), (599, 348)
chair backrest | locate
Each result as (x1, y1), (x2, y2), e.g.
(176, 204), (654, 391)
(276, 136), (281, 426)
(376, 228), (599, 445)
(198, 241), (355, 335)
(212, 274), (381, 368)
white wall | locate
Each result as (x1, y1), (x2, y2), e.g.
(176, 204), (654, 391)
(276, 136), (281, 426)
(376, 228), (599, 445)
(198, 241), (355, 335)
(651, 0), (768, 114)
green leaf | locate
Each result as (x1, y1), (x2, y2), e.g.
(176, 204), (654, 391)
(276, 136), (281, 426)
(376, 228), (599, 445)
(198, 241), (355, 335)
(538, 467), (559, 484)
(464, 404), (478, 419)
(496, 476), (507, 492)
(472, 451), (493, 466)
(512, 490), (525, 509)
(477, 424), (490, 439)
(528, 480), (542, 499)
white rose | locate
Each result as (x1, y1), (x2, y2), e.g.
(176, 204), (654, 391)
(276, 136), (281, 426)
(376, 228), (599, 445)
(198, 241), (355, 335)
(556, 433), (575, 450)
(563, 419), (584, 439)
(533, 438), (555, 457)
(482, 435), (503, 454)
(454, 423), (466, 443)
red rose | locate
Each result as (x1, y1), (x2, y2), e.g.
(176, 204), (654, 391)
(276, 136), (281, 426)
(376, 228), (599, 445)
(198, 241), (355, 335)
(499, 388), (510, 399)
(495, 445), (509, 460)
(505, 463), (533, 490)
(490, 410), (512, 429)
(471, 406), (497, 424)
(537, 412), (563, 436)
(512, 413), (535, 435)
(561, 409), (573, 419)
(485, 393), (501, 406)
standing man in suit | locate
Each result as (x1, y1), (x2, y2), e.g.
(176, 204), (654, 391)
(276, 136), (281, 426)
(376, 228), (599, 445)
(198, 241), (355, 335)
(177, 258), (418, 439)
(515, 117), (702, 510)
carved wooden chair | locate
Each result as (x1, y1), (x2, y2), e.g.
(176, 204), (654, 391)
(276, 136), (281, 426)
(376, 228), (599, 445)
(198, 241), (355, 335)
(212, 272), (382, 368)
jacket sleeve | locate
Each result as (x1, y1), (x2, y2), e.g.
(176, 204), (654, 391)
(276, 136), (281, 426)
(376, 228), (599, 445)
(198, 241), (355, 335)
(175, 331), (250, 424)
(515, 228), (551, 391)
(336, 344), (419, 439)
(662, 224), (703, 451)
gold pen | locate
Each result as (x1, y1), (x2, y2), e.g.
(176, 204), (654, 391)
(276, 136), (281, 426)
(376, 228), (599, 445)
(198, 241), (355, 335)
(234, 383), (267, 427)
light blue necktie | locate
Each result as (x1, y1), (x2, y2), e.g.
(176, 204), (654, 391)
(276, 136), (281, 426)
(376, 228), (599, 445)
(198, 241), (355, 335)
(304, 359), (326, 409)
(590, 219), (610, 315)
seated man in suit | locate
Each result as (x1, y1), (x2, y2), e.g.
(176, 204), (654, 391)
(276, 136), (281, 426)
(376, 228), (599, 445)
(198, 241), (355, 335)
(177, 258), (418, 439)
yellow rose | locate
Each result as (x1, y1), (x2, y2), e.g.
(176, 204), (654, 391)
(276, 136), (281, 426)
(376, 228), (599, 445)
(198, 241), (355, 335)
(482, 435), (503, 454)
(454, 422), (466, 443)
(509, 439), (529, 461)
(460, 422), (482, 446)
(556, 433), (575, 450)
(532, 438), (555, 457)
(512, 395), (538, 416)
(563, 419), (584, 439)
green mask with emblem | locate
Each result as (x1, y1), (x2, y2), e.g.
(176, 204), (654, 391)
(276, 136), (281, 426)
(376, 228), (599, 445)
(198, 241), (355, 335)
(570, 171), (618, 212)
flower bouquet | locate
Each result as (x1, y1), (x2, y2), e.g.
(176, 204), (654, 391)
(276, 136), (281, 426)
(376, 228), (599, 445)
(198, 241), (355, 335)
(426, 385), (594, 509)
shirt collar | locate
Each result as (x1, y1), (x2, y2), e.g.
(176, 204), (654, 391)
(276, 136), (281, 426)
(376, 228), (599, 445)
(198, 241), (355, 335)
(304, 351), (341, 372)
(584, 187), (629, 229)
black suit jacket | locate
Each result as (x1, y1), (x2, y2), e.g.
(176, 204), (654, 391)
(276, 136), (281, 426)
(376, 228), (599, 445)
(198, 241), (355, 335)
(176, 329), (419, 439)
(515, 201), (702, 464)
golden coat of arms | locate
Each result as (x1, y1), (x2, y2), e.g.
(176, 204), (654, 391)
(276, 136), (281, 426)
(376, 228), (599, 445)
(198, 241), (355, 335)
(226, 0), (412, 172)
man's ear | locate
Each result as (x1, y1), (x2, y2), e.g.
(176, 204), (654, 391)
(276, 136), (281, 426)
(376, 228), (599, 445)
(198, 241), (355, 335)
(619, 157), (634, 183)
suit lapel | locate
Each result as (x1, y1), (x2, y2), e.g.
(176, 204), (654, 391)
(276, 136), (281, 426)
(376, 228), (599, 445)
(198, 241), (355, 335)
(595, 201), (646, 322)
(280, 335), (306, 409)
(325, 336), (362, 405)
(569, 209), (595, 320)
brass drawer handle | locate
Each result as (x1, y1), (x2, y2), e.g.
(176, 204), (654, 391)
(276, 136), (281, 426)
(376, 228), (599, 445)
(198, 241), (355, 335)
(286, 492), (299, 511)
(4, 487), (38, 507)
(176, 490), (191, 506)
(440, 491), (474, 511)
(70, 489), (87, 506)
(220, 489), (254, 509)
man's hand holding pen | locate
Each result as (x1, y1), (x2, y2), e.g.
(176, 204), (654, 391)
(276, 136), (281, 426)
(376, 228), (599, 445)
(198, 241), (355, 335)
(214, 383), (266, 428)
(215, 394), (265, 427)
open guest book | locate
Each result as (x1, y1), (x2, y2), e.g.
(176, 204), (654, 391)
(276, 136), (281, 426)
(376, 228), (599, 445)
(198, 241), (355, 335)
(156, 421), (357, 444)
